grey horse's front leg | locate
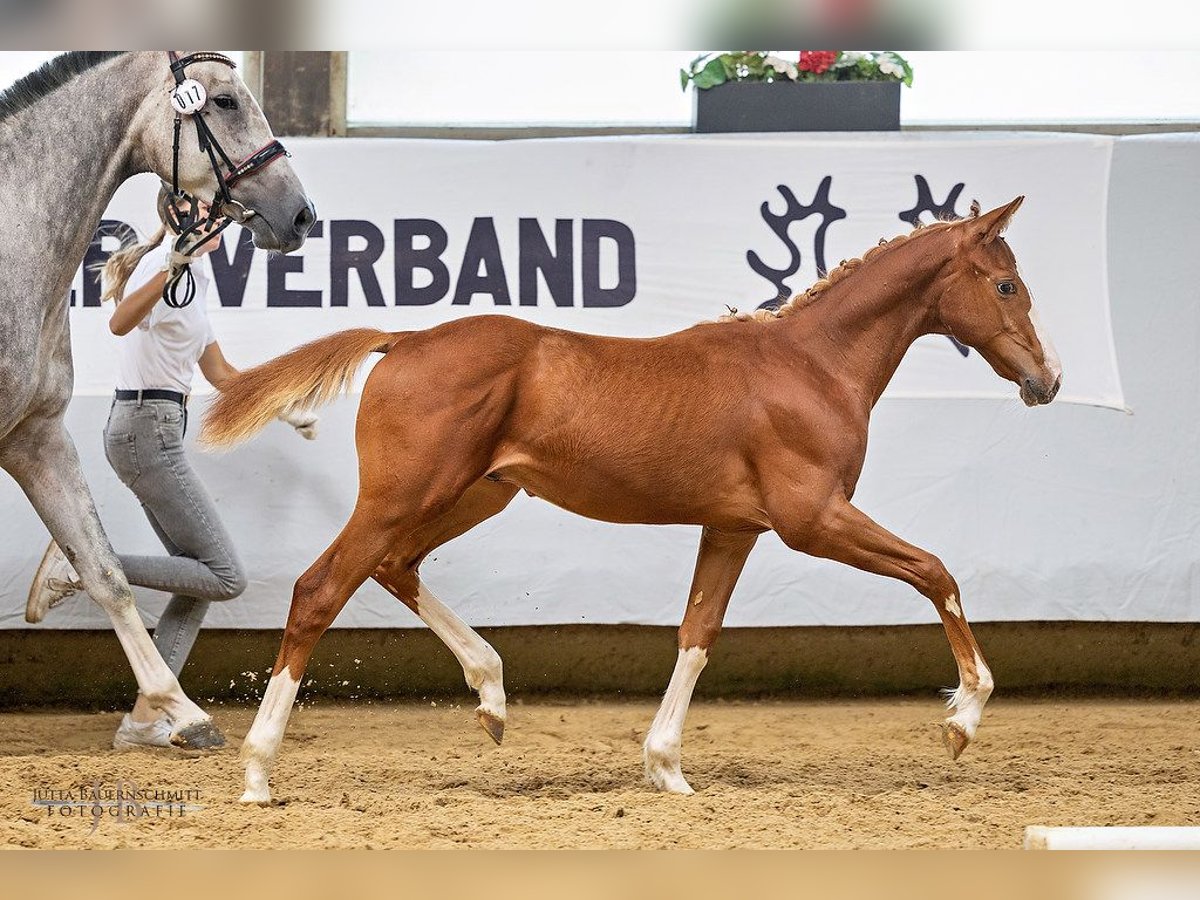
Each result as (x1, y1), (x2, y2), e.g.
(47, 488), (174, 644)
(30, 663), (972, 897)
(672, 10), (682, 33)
(2, 419), (224, 748)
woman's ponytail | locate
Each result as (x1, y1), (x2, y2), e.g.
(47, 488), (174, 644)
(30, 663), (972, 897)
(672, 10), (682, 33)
(98, 224), (167, 304)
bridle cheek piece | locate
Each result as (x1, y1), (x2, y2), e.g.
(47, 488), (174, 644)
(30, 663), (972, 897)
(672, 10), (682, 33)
(163, 50), (289, 308)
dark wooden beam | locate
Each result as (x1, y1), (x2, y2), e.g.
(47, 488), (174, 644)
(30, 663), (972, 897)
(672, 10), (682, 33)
(257, 51), (346, 137)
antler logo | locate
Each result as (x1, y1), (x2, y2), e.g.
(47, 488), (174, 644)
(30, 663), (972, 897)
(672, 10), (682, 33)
(899, 175), (965, 227)
(899, 175), (972, 357)
(747, 177), (846, 309)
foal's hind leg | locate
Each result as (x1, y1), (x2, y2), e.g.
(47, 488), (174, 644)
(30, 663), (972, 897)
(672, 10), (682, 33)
(780, 498), (993, 759)
(644, 527), (758, 794)
(241, 501), (402, 803)
(373, 479), (520, 744)
(0, 419), (219, 746)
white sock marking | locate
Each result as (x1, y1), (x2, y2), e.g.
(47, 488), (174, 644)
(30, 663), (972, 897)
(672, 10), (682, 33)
(946, 652), (994, 740)
(415, 582), (505, 722)
(240, 670), (301, 804)
(644, 647), (708, 795)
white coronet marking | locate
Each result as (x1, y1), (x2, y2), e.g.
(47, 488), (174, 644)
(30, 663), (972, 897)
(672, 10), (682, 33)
(240, 670), (300, 804)
(415, 582), (505, 723)
(944, 594), (962, 618)
(644, 647), (708, 795)
(945, 652), (994, 741)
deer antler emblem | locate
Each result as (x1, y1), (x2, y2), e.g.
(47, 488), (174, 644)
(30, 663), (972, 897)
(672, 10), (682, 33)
(747, 177), (846, 308)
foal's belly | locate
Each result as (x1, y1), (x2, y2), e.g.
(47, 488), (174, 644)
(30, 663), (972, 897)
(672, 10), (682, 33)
(488, 450), (767, 530)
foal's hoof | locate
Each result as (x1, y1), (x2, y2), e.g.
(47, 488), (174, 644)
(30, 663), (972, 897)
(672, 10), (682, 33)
(476, 708), (505, 745)
(171, 719), (227, 751)
(941, 721), (969, 760)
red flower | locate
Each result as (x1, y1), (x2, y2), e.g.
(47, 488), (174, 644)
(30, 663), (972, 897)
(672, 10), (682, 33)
(798, 51), (839, 74)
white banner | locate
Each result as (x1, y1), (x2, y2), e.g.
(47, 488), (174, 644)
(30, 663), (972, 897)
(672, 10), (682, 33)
(67, 134), (1122, 408)
(3, 132), (1146, 631)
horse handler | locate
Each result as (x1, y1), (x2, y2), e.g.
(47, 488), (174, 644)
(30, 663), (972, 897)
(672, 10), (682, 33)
(26, 189), (318, 750)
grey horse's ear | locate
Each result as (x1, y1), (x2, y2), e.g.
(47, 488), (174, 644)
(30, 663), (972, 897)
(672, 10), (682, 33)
(969, 199), (981, 218)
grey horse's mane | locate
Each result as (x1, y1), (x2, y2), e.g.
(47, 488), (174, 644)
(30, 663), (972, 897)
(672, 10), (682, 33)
(0, 51), (127, 123)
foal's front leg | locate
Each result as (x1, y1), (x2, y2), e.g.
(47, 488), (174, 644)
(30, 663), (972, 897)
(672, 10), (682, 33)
(780, 498), (993, 758)
(644, 527), (758, 794)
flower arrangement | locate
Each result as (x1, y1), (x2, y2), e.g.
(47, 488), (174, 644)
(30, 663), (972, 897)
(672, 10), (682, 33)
(681, 51), (913, 91)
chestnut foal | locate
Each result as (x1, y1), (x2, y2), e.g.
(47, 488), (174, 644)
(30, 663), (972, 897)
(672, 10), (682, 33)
(203, 197), (1061, 802)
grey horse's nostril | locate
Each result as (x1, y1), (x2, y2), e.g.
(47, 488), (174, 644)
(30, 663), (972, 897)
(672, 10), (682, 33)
(293, 200), (316, 236)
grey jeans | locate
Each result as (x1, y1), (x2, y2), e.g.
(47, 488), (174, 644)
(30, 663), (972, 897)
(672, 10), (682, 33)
(103, 398), (247, 677)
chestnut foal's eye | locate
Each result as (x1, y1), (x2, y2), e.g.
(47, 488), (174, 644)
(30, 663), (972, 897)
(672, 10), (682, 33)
(996, 281), (1018, 296)
(213, 96), (239, 111)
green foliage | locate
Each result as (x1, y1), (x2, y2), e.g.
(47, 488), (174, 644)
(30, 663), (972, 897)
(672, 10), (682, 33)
(680, 51), (914, 92)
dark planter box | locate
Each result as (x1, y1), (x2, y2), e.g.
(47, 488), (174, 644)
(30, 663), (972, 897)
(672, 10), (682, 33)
(694, 81), (901, 133)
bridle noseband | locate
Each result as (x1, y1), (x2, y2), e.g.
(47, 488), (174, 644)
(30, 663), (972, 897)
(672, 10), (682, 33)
(163, 50), (289, 308)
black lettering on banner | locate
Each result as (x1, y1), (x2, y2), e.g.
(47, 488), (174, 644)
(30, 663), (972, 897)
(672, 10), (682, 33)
(267, 220), (324, 307)
(519, 218), (573, 307)
(453, 217), (511, 306)
(330, 220), (386, 307)
(395, 219), (450, 306)
(581, 219), (636, 308)
(209, 228), (256, 307)
(75, 219), (138, 307)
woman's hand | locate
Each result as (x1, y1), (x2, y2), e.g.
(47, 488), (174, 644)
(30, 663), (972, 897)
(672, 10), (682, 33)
(277, 406), (319, 440)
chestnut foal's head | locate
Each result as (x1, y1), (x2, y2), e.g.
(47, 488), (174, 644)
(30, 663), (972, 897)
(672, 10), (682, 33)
(934, 197), (1062, 406)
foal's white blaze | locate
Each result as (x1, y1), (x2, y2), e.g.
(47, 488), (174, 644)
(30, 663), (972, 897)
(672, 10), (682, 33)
(240, 670), (301, 804)
(644, 647), (708, 795)
(1028, 304), (1062, 382)
(415, 582), (506, 726)
(944, 594), (962, 618)
(946, 652), (994, 740)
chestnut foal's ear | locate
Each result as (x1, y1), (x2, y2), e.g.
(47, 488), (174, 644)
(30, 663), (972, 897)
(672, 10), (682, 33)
(970, 195), (1024, 244)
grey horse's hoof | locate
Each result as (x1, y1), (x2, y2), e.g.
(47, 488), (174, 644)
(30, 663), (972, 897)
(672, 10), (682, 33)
(476, 708), (505, 745)
(170, 719), (227, 750)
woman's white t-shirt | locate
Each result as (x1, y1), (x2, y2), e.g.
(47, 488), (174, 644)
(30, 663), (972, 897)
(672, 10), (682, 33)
(114, 237), (216, 395)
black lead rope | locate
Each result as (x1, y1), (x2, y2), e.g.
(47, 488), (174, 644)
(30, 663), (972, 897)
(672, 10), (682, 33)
(161, 51), (290, 308)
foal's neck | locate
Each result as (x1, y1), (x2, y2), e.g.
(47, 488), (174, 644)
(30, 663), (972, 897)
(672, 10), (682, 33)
(785, 233), (948, 409)
(1, 53), (158, 307)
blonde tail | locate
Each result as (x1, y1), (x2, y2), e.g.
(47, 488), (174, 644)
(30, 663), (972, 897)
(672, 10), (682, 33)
(200, 328), (399, 448)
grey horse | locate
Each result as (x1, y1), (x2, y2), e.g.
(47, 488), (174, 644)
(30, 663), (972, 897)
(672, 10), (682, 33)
(0, 52), (314, 748)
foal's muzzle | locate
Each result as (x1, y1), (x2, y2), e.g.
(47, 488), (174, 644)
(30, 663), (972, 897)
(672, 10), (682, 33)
(1020, 374), (1062, 407)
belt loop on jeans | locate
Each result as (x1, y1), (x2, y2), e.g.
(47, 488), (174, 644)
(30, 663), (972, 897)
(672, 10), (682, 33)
(136, 389), (144, 409)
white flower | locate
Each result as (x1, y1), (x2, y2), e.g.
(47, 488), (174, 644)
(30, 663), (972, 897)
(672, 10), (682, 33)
(877, 52), (904, 78)
(764, 55), (799, 80)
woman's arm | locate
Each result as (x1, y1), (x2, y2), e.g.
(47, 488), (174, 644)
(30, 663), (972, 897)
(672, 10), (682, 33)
(198, 341), (240, 391)
(109, 270), (168, 336)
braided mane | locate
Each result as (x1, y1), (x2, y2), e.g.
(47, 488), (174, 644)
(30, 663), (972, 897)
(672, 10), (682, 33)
(715, 217), (962, 325)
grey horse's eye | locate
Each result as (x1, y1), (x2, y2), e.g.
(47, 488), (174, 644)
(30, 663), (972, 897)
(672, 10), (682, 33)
(996, 281), (1017, 296)
(212, 95), (239, 111)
